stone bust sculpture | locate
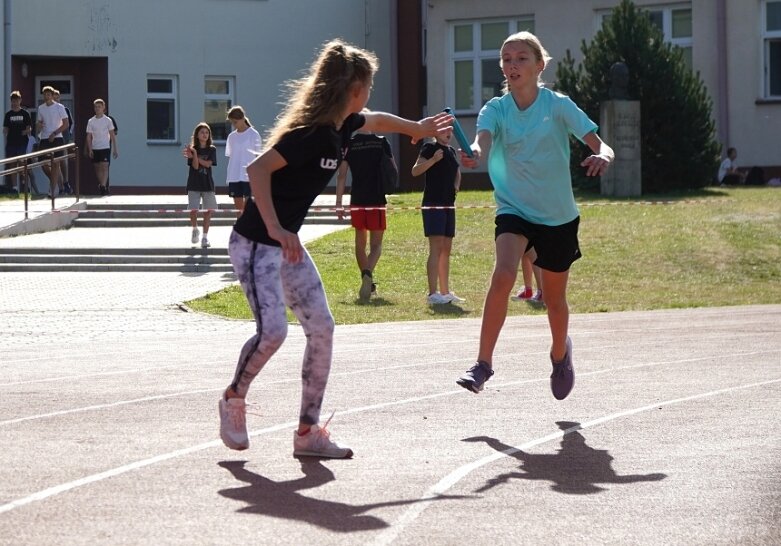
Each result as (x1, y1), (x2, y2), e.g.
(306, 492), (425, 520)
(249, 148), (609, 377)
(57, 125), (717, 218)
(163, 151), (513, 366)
(609, 62), (630, 100)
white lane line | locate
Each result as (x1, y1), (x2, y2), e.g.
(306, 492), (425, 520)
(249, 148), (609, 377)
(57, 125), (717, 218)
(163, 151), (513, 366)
(1, 348), (777, 426)
(0, 351), (778, 515)
(369, 377), (781, 546)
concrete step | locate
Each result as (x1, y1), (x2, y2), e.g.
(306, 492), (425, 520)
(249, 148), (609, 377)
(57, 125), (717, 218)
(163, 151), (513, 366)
(0, 263), (234, 273)
(0, 254), (230, 265)
(0, 247), (228, 256)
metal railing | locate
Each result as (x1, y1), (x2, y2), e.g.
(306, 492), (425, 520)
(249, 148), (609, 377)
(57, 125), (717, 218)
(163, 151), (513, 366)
(0, 143), (80, 220)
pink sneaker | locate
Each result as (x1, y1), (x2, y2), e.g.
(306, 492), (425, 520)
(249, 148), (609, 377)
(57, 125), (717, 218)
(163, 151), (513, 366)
(511, 287), (533, 301)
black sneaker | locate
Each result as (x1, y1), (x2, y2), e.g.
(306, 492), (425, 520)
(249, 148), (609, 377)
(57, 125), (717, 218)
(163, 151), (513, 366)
(550, 336), (575, 400)
(456, 360), (494, 393)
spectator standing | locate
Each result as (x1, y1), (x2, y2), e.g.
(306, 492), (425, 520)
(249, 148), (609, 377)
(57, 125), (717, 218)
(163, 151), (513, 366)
(183, 122), (217, 248)
(85, 98), (118, 196)
(335, 128), (394, 300)
(53, 89), (74, 194)
(35, 86), (69, 198)
(225, 106), (261, 217)
(411, 132), (464, 305)
(3, 91), (32, 192)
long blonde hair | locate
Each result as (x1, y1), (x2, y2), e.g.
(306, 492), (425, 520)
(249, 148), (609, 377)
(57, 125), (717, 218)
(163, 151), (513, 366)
(500, 31), (552, 93)
(265, 39), (378, 149)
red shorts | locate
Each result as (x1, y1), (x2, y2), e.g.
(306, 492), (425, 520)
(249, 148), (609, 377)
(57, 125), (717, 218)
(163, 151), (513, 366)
(350, 207), (386, 231)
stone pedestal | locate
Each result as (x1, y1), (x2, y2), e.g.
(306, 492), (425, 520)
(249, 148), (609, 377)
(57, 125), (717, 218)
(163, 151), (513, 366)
(599, 100), (642, 197)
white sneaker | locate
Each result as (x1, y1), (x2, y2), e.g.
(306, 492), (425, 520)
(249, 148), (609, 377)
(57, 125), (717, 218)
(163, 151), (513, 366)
(201, 236), (210, 248)
(293, 416), (353, 459)
(443, 291), (465, 303)
(427, 292), (449, 305)
(191, 228), (200, 244)
(219, 397), (249, 450)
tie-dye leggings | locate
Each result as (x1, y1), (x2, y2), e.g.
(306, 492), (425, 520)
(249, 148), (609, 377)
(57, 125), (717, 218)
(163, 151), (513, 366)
(227, 230), (335, 426)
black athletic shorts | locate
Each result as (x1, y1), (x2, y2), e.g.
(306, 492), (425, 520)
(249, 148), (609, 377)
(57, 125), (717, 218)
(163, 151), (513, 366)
(38, 137), (65, 158)
(495, 214), (581, 273)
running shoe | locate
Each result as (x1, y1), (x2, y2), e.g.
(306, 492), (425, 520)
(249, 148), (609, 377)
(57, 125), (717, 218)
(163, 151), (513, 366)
(191, 228), (200, 244)
(201, 236), (210, 248)
(219, 397), (249, 450)
(359, 273), (373, 300)
(550, 336), (575, 400)
(427, 292), (449, 305)
(443, 291), (465, 303)
(456, 360), (494, 393)
(293, 415), (353, 458)
(511, 287), (533, 301)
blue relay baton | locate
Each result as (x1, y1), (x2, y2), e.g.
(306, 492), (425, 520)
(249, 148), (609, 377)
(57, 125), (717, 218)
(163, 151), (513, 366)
(443, 107), (473, 157)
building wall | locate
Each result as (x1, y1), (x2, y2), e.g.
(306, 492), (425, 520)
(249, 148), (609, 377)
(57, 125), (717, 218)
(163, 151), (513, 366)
(425, 0), (780, 178)
(7, 0), (397, 192)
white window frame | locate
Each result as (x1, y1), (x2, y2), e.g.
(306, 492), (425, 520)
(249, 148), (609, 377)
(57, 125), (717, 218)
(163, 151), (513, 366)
(447, 17), (535, 115)
(596, 3), (692, 67)
(146, 75), (178, 143)
(204, 76), (235, 143)
(763, 0), (781, 98)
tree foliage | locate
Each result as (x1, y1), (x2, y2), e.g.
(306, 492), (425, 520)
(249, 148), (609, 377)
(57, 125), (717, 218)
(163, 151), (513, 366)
(555, 0), (720, 193)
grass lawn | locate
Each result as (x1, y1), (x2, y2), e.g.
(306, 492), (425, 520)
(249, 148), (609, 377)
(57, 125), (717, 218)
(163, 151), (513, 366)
(186, 187), (781, 324)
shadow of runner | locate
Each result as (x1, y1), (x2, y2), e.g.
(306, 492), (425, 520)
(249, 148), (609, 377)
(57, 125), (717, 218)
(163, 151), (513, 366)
(218, 460), (470, 532)
(463, 421), (666, 495)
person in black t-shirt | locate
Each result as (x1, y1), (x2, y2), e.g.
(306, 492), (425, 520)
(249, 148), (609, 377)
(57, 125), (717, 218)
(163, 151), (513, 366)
(3, 91), (32, 192)
(335, 129), (396, 300)
(218, 38), (453, 460)
(182, 122), (217, 248)
(412, 132), (464, 305)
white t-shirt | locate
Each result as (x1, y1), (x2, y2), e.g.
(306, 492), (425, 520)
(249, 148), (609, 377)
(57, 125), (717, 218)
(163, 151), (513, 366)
(86, 115), (115, 150)
(718, 158), (736, 182)
(225, 126), (262, 183)
(37, 101), (68, 139)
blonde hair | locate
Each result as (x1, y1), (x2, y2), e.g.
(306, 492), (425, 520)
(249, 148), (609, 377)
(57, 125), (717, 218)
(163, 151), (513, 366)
(265, 38), (378, 149)
(500, 31), (552, 93)
(93, 98), (105, 107)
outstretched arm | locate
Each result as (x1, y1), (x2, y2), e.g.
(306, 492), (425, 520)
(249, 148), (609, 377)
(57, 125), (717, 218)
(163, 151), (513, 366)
(362, 111), (452, 145)
(460, 129), (492, 169)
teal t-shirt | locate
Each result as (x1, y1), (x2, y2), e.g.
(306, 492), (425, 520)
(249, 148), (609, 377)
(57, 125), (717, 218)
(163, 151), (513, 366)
(476, 87), (597, 226)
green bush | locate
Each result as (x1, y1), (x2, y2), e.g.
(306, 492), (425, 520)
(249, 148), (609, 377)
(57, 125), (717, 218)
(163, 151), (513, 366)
(555, 0), (720, 193)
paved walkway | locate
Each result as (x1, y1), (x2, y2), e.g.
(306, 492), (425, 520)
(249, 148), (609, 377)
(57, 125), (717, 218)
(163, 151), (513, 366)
(0, 195), (779, 545)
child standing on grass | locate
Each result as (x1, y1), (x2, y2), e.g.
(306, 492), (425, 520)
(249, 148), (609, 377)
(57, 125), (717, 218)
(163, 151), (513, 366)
(183, 122), (217, 248)
(218, 38), (452, 458)
(456, 32), (613, 400)
(412, 132), (464, 305)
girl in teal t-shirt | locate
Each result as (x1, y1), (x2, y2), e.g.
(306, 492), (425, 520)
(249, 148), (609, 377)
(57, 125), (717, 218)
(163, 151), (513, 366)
(455, 31), (614, 402)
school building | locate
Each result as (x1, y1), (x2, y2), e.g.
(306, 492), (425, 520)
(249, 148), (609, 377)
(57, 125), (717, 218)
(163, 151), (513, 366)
(1, 0), (779, 193)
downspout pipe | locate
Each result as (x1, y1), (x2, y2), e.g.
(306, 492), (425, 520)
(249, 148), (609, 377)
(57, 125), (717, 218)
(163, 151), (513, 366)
(716, 0), (729, 151)
(4, 0), (11, 103)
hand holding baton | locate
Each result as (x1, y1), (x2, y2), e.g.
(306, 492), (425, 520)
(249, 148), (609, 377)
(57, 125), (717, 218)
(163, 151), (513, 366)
(443, 107), (473, 157)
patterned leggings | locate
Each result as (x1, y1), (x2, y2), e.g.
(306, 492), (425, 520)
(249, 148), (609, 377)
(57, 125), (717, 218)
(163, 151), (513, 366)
(228, 230), (335, 425)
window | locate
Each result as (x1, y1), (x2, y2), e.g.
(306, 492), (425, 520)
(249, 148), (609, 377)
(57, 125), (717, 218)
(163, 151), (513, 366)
(764, 0), (781, 97)
(146, 76), (177, 142)
(449, 18), (535, 113)
(204, 77), (234, 142)
(598, 4), (693, 69)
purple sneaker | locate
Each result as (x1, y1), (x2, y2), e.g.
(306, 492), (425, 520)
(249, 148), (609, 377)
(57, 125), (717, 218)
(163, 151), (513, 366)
(457, 360), (494, 393)
(550, 337), (575, 400)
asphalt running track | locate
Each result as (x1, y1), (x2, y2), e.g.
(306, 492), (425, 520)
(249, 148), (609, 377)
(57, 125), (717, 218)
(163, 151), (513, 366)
(0, 275), (779, 545)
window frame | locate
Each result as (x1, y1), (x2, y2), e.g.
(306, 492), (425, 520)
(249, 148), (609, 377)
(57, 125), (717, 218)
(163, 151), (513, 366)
(447, 17), (535, 115)
(204, 76), (235, 143)
(762, 0), (781, 98)
(146, 75), (178, 144)
(596, 3), (693, 68)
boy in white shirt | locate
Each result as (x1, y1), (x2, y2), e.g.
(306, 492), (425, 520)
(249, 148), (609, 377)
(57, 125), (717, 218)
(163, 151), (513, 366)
(86, 99), (118, 195)
(35, 86), (69, 197)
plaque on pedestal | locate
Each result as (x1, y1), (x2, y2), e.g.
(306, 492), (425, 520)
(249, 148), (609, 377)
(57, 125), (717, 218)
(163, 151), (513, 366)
(599, 100), (642, 197)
